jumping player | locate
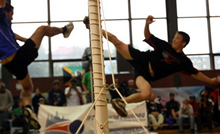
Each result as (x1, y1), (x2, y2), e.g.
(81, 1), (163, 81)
(102, 15), (219, 117)
(0, 1), (74, 129)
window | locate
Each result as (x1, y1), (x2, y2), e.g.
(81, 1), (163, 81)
(12, 23), (49, 60)
(130, 0), (166, 18)
(132, 19), (167, 51)
(50, 0), (88, 21)
(51, 22), (90, 60)
(8, 0), (218, 78)
(102, 20), (129, 57)
(101, 0), (128, 19)
(177, 0), (206, 17)
(209, 0), (220, 16)
(214, 56), (220, 69)
(53, 62), (82, 77)
(210, 18), (220, 53)
(28, 62), (49, 77)
(178, 18), (209, 54)
(11, 0), (48, 22)
(188, 55), (211, 70)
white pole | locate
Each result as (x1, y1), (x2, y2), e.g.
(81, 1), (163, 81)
(88, 0), (109, 134)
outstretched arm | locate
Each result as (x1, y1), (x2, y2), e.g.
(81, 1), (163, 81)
(191, 72), (219, 85)
(15, 33), (27, 42)
(144, 15), (154, 40)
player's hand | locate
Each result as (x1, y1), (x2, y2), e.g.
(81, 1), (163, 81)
(146, 15), (155, 25)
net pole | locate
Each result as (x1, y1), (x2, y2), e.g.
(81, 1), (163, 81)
(88, 0), (109, 133)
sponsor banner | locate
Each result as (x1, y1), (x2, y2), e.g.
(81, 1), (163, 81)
(38, 102), (148, 134)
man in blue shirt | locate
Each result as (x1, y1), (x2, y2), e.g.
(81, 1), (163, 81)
(0, 0), (73, 129)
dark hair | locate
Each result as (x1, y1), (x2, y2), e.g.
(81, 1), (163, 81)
(53, 79), (60, 86)
(177, 31), (190, 47)
(4, 3), (14, 12)
(169, 92), (175, 96)
(189, 95), (195, 99)
(70, 78), (77, 85)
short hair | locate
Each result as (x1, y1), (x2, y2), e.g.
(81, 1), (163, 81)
(53, 79), (60, 86)
(70, 78), (77, 85)
(4, 3), (14, 12)
(177, 31), (190, 47)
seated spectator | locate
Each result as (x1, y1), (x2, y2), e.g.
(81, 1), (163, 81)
(48, 80), (66, 106)
(124, 79), (139, 97)
(197, 90), (213, 133)
(188, 95), (198, 117)
(178, 99), (194, 133)
(213, 88), (220, 125)
(12, 99), (29, 134)
(147, 93), (164, 130)
(109, 78), (125, 101)
(65, 78), (83, 106)
(0, 82), (13, 131)
(164, 92), (180, 126)
(32, 88), (46, 114)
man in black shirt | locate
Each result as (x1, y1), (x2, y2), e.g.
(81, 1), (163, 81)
(102, 15), (219, 117)
(147, 93), (164, 130)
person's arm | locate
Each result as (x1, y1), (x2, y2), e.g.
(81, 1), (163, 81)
(0, 0), (5, 8)
(14, 33), (27, 42)
(57, 90), (66, 106)
(6, 90), (14, 109)
(144, 15), (154, 40)
(48, 90), (54, 105)
(188, 105), (194, 116)
(82, 83), (89, 94)
(65, 85), (71, 98)
(191, 72), (219, 85)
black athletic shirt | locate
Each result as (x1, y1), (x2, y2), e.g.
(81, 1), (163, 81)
(144, 35), (198, 81)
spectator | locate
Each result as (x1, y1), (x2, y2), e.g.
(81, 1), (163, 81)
(12, 99), (29, 134)
(197, 90), (213, 133)
(124, 79), (139, 97)
(82, 65), (92, 103)
(164, 92), (180, 126)
(109, 78), (125, 101)
(0, 82), (14, 112)
(147, 93), (164, 130)
(188, 95), (198, 117)
(178, 99), (194, 133)
(48, 80), (66, 106)
(65, 78), (83, 106)
(82, 47), (91, 73)
(0, 82), (13, 130)
(32, 88), (46, 114)
(213, 88), (220, 125)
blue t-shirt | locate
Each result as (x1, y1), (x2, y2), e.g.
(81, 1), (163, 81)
(0, 8), (20, 60)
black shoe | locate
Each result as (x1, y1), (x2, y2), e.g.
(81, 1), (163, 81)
(111, 99), (128, 117)
(190, 129), (194, 133)
(180, 130), (184, 133)
(23, 107), (41, 129)
(83, 16), (90, 29)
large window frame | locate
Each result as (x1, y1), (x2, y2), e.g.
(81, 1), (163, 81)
(4, 0), (219, 79)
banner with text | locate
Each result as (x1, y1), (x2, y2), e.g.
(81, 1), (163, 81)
(38, 102), (148, 134)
